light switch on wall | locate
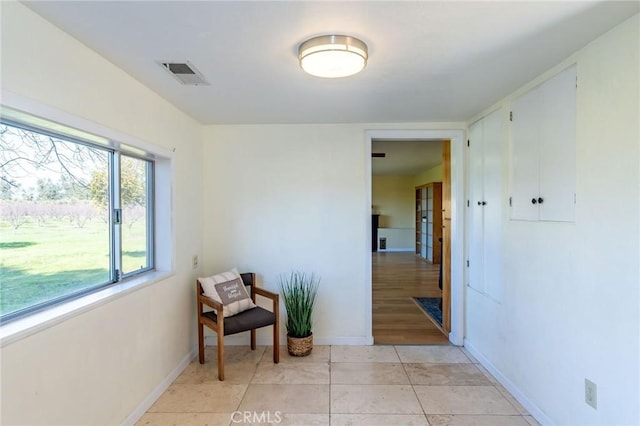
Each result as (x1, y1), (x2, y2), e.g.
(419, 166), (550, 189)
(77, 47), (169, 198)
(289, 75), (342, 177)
(192, 255), (198, 269)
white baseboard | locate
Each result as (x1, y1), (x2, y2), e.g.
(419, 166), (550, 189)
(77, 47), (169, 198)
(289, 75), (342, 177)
(464, 339), (552, 426)
(448, 330), (463, 346)
(377, 248), (414, 252)
(122, 347), (196, 426)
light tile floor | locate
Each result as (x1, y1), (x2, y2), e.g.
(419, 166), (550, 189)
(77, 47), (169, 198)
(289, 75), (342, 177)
(137, 345), (541, 426)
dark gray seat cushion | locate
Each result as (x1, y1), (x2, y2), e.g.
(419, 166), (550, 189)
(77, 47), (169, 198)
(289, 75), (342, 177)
(203, 307), (276, 336)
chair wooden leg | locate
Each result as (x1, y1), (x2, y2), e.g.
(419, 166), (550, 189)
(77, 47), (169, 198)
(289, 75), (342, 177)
(273, 324), (280, 364)
(198, 321), (205, 364)
(251, 329), (256, 350)
(217, 331), (225, 381)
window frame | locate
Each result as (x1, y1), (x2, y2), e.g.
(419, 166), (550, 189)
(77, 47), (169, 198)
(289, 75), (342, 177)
(0, 114), (156, 323)
(113, 152), (156, 281)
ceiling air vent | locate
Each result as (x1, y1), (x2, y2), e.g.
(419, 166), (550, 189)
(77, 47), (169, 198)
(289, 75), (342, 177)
(158, 61), (209, 86)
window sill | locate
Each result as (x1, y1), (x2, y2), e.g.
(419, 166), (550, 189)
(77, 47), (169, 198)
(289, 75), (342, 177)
(0, 270), (173, 348)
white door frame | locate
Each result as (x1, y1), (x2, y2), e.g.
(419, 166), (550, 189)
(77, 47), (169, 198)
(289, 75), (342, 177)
(365, 129), (465, 346)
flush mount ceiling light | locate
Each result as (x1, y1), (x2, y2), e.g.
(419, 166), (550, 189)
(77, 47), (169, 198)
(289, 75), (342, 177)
(298, 35), (368, 78)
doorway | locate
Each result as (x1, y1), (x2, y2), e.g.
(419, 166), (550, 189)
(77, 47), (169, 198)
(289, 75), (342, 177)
(365, 129), (465, 346)
(371, 139), (447, 344)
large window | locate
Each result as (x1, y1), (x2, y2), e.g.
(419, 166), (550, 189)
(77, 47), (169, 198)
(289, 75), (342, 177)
(0, 118), (154, 322)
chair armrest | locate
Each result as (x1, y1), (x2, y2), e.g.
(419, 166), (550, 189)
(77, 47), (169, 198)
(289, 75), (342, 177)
(198, 293), (224, 314)
(253, 287), (279, 314)
(254, 287), (279, 303)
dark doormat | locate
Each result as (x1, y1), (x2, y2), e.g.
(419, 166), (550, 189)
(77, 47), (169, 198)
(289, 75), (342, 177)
(412, 297), (443, 326)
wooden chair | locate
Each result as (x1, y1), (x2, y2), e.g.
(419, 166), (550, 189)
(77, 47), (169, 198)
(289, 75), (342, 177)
(197, 272), (279, 381)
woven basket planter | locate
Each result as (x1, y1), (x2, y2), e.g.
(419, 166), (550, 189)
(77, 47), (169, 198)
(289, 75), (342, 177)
(287, 334), (313, 357)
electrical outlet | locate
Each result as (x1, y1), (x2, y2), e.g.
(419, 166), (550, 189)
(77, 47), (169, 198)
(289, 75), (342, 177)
(192, 255), (198, 269)
(585, 379), (597, 409)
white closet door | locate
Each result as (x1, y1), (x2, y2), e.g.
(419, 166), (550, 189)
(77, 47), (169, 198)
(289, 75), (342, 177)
(539, 65), (576, 222)
(511, 86), (541, 221)
(482, 109), (504, 301)
(468, 120), (484, 292)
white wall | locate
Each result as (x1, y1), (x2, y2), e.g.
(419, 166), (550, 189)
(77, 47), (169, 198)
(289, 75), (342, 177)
(372, 175), (415, 250)
(464, 14), (639, 425)
(372, 175), (415, 229)
(202, 124), (368, 344)
(415, 163), (443, 186)
(201, 123), (464, 345)
(377, 228), (414, 251)
(0, 3), (203, 425)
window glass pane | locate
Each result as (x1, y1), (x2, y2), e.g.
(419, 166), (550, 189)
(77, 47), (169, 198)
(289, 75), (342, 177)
(120, 155), (151, 275)
(0, 123), (111, 318)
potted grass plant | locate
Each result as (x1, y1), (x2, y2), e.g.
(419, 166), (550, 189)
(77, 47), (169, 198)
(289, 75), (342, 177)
(279, 271), (320, 356)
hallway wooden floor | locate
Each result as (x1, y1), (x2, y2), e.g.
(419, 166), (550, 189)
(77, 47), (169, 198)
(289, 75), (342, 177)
(373, 252), (449, 345)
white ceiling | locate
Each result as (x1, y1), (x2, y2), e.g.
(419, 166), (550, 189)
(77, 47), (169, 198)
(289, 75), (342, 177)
(24, 1), (639, 125)
(372, 140), (443, 176)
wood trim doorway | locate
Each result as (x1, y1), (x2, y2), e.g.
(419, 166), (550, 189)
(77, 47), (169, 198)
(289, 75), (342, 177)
(441, 140), (452, 333)
(365, 129), (465, 346)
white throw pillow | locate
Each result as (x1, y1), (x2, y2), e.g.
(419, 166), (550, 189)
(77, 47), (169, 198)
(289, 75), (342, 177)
(198, 268), (256, 317)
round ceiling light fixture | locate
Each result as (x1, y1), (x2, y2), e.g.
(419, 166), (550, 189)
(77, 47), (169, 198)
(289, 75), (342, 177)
(298, 35), (368, 78)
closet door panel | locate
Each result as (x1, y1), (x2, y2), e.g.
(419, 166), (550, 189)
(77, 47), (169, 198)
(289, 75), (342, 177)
(482, 109), (504, 301)
(510, 88), (541, 221)
(539, 66), (577, 222)
(468, 120), (484, 292)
